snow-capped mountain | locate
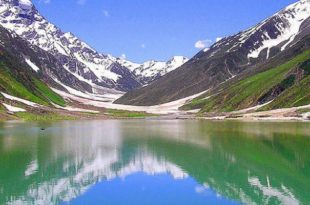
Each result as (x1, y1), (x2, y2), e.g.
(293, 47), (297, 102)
(207, 0), (310, 60)
(118, 56), (188, 84)
(0, 0), (187, 93)
(0, 0), (139, 92)
(116, 0), (310, 105)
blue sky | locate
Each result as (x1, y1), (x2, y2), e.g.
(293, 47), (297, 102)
(34, 0), (297, 63)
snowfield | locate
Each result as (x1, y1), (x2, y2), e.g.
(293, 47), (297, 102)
(2, 103), (26, 112)
(52, 88), (207, 114)
(52, 103), (99, 114)
(1, 92), (39, 107)
(53, 79), (123, 102)
(1, 88), (204, 115)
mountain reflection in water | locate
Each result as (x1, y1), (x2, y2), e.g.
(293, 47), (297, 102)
(0, 120), (309, 205)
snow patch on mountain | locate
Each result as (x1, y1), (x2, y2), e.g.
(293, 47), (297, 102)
(2, 103), (26, 112)
(73, 53), (120, 82)
(1, 92), (39, 107)
(25, 57), (40, 72)
(53, 79), (123, 102)
(247, 0), (310, 59)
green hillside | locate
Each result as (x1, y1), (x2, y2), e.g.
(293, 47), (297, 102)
(0, 62), (65, 107)
(182, 49), (310, 113)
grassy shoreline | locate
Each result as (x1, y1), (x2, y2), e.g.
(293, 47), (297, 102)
(0, 108), (157, 122)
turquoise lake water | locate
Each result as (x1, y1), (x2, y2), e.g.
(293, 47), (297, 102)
(0, 120), (309, 205)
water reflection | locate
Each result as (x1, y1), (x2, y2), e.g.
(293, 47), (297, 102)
(0, 120), (309, 205)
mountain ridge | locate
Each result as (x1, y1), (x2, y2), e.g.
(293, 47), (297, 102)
(116, 0), (310, 106)
(0, 0), (188, 93)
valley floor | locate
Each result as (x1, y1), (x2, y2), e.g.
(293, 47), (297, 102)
(52, 88), (310, 122)
(0, 89), (309, 122)
(51, 88), (205, 115)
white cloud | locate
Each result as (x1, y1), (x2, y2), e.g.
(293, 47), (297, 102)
(194, 39), (212, 49)
(141, 44), (146, 49)
(120, 54), (126, 59)
(103, 10), (110, 17)
(216, 37), (223, 42)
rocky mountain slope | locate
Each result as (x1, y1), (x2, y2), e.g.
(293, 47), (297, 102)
(182, 42), (310, 113)
(116, 0), (310, 106)
(0, 0), (187, 93)
(0, 25), (67, 107)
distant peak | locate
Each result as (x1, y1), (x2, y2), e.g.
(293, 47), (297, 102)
(1, 0), (33, 7)
(171, 56), (187, 60)
(0, 0), (34, 12)
(285, 0), (310, 11)
(19, 0), (32, 5)
(168, 56), (189, 63)
(18, 0), (33, 10)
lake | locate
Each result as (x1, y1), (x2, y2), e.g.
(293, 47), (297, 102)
(0, 120), (309, 205)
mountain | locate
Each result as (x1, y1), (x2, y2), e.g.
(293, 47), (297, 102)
(116, 0), (310, 106)
(0, 25), (67, 107)
(118, 56), (188, 84)
(0, 0), (187, 93)
(182, 44), (310, 112)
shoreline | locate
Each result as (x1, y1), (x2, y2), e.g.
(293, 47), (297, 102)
(154, 115), (310, 122)
(1, 111), (310, 123)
